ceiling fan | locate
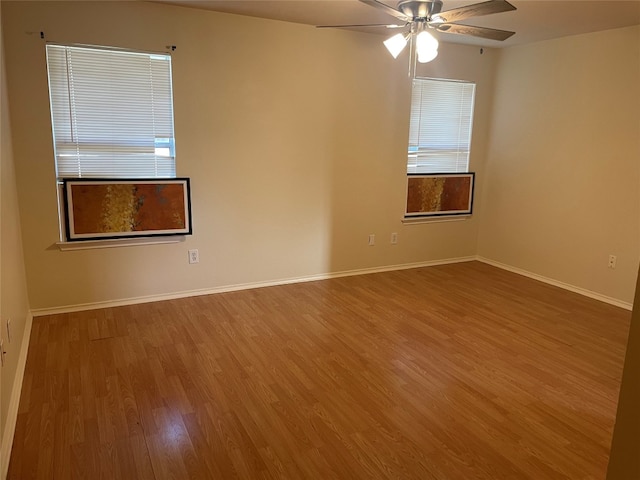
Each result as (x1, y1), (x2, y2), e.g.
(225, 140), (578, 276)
(318, 0), (517, 66)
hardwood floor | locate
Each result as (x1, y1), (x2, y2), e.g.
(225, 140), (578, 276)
(8, 261), (631, 479)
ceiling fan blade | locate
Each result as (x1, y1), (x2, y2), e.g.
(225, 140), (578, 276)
(316, 23), (407, 29)
(435, 23), (515, 41)
(358, 0), (411, 22)
(432, 0), (516, 24)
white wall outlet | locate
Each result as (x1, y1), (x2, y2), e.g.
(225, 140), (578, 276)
(188, 249), (199, 264)
(6, 318), (11, 343)
(391, 233), (398, 245)
(368, 234), (375, 246)
(608, 255), (617, 269)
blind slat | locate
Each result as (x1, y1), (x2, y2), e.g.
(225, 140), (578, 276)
(407, 78), (475, 174)
(46, 44), (176, 179)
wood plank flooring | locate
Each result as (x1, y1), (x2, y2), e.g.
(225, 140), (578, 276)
(8, 261), (631, 479)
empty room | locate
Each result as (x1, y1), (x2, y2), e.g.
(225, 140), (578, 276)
(1, 0), (639, 478)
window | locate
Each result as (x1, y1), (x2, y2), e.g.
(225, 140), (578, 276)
(404, 78), (476, 219)
(407, 77), (476, 174)
(46, 44), (176, 179)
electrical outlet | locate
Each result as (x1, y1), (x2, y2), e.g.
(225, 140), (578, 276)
(6, 318), (11, 343)
(368, 234), (375, 246)
(391, 232), (398, 245)
(608, 255), (617, 269)
(188, 249), (199, 264)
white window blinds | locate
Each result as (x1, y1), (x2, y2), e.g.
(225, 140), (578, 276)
(407, 78), (475, 174)
(46, 44), (176, 179)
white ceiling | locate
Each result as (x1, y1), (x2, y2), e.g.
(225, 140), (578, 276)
(155, 0), (640, 47)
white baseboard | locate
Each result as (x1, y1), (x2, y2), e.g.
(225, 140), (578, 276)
(31, 256), (477, 316)
(30, 254), (632, 317)
(1, 311), (33, 480)
(476, 256), (633, 311)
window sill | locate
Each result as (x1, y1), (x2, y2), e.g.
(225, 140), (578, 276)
(402, 215), (471, 225)
(57, 236), (186, 251)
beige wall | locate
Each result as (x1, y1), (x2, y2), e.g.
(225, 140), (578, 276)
(478, 26), (640, 304)
(2, 3), (638, 311)
(1, 1), (497, 311)
(0, 4), (30, 471)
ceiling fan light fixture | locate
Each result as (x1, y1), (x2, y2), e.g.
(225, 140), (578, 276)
(383, 32), (409, 58)
(416, 30), (439, 63)
(417, 47), (438, 63)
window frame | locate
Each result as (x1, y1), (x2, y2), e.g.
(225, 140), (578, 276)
(404, 77), (477, 220)
(45, 42), (179, 243)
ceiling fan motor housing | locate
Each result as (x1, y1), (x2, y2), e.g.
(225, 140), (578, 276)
(397, 0), (443, 19)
